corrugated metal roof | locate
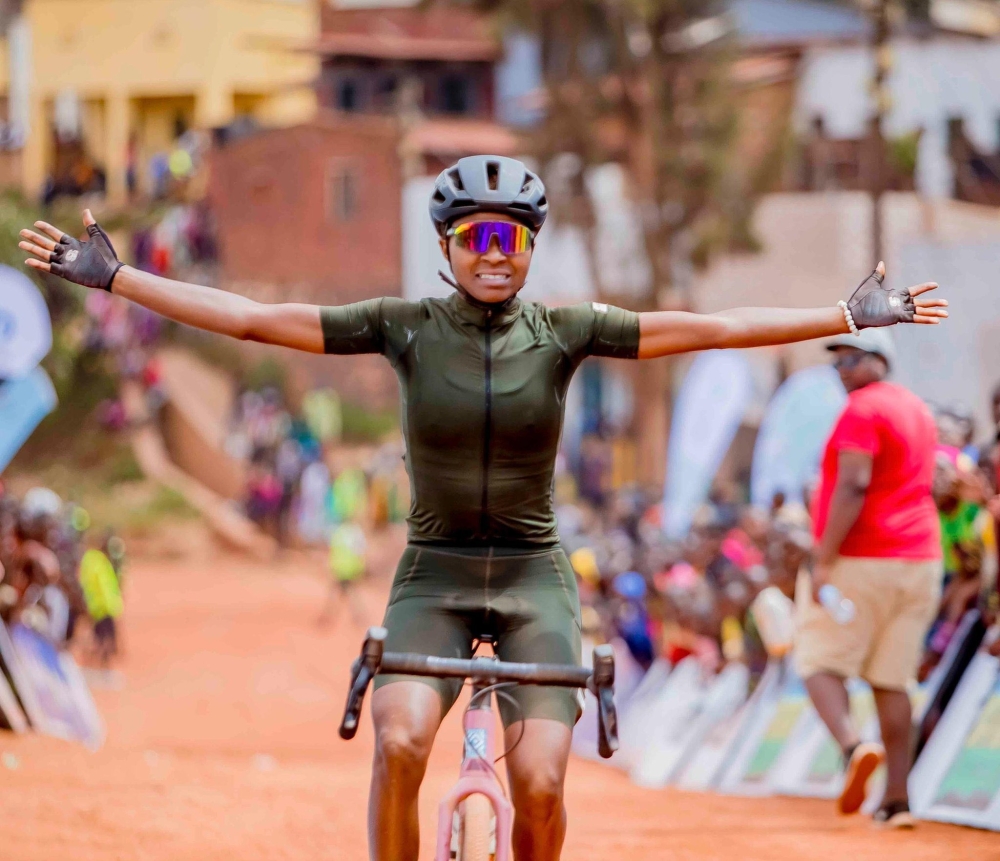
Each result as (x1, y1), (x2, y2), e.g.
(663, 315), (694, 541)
(728, 0), (870, 46)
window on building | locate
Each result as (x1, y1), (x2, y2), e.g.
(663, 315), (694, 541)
(440, 74), (471, 114)
(338, 78), (359, 112)
(374, 75), (398, 110)
(327, 163), (359, 222)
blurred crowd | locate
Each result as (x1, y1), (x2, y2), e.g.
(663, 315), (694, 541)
(0, 485), (125, 665)
(561, 384), (1000, 682)
(224, 385), (407, 550)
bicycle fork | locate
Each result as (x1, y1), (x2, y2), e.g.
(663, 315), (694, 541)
(435, 698), (513, 861)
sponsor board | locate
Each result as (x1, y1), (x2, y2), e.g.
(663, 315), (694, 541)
(771, 679), (879, 799)
(0, 667), (27, 732)
(10, 624), (104, 749)
(675, 660), (783, 792)
(717, 661), (812, 795)
(632, 661), (750, 789)
(911, 649), (1000, 831)
(0, 619), (45, 728)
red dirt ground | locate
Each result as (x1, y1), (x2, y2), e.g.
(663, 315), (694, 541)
(1, 526), (997, 861)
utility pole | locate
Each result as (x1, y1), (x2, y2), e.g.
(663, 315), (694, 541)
(870, 0), (892, 263)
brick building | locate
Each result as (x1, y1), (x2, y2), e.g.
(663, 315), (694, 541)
(316, 3), (499, 120)
(209, 114), (401, 307)
(208, 114), (403, 406)
(206, 3), (515, 408)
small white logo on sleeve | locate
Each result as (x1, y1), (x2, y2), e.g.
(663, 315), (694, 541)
(65, 250), (79, 263)
(592, 302), (609, 314)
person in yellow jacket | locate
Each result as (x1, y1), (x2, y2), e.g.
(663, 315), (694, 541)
(79, 548), (123, 666)
(319, 516), (367, 627)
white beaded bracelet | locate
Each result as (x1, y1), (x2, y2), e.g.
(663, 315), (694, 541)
(838, 300), (860, 336)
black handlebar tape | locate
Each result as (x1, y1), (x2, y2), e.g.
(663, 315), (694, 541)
(338, 627), (387, 740)
(592, 645), (620, 759)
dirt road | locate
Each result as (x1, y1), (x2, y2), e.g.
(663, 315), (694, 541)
(1, 529), (996, 861)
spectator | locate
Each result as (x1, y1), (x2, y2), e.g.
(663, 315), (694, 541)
(921, 453), (996, 679)
(797, 329), (941, 828)
(297, 459), (332, 545)
(78, 547), (124, 667)
(319, 514), (368, 627)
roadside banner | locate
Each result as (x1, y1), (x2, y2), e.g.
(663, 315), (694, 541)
(10, 623), (104, 749)
(620, 658), (703, 775)
(0, 665), (28, 732)
(0, 619), (43, 727)
(770, 613), (983, 805)
(750, 364), (846, 508)
(0, 366), (58, 472)
(771, 679), (879, 799)
(717, 661), (812, 795)
(914, 611), (986, 755)
(675, 659), (784, 792)
(632, 661), (750, 789)
(663, 351), (752, 539)
(910, 649), (1000, 830)
(0, 264), (52, 378)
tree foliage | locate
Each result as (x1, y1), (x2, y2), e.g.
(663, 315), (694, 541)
(466, 0), (749, 306)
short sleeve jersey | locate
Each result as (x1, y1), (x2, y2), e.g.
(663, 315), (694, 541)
(812, 381), (941, 559)
(320, 294), (640, 546)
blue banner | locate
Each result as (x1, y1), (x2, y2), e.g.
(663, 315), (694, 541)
(10, 623), (103, 748)
(750, 364), (846, 509)
(663, 351), (752, 539)
(0, 367), (57, 472)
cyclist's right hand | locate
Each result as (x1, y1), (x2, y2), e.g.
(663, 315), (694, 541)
(20, 209), (125, 291)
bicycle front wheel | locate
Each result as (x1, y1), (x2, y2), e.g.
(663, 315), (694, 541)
(459, 793), (494, 861)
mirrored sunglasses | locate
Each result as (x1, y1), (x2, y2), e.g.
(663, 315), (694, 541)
(447, 221), (534, 255)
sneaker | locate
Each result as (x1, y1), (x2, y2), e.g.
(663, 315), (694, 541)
(837, 742), (885, 815)
(873, 800), (916, 829)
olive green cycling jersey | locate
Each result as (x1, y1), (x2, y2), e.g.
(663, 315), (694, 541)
(320, 292), (640, 546)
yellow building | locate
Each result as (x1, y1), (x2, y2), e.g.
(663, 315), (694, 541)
(3, 0), (319, 203)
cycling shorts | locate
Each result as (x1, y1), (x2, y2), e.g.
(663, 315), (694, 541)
(374, 544), (583, 728)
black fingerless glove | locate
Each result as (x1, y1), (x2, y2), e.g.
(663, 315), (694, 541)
(846, 268), (916, 329)
(50, 223), (125, 291)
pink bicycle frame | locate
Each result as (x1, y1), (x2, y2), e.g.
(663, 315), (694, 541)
(434, 703), (513, 861)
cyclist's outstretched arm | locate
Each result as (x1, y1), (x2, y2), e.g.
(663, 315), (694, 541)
(115, 268), (324, 353)
(20, 210), (326, 353)
(636, 262), (947, 360)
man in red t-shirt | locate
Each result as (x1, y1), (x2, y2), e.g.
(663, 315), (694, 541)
(797, 328), (942, 828)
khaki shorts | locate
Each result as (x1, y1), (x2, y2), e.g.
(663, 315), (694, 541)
(794, 557), (942, 691)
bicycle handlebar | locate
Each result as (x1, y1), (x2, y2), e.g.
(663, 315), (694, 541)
(338, 627), (620, 759)
(380, 653), (594, 686)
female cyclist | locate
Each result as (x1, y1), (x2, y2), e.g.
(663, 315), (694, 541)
(19, 155), (947, 861)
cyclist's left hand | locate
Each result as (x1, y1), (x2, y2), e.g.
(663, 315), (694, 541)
(847, 261), (947, 328)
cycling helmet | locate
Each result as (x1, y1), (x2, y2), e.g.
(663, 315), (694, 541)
(430, 155), (548, 236)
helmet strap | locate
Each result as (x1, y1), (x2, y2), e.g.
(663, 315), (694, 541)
(438, 269), (461, 291)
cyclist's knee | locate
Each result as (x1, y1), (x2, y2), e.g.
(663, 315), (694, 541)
(513, 770), (564, 821)
(374, 724), (434, 775)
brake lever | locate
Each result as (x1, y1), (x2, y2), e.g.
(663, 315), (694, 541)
(590, 644), (619, 759)
(339, 626), (387, 740)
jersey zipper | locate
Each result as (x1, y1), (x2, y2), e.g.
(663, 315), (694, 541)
(480, 310), (493, 535)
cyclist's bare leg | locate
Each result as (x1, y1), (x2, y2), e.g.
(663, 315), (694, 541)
(504, 718), (572, 861)
(369, 682), (443, 861)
